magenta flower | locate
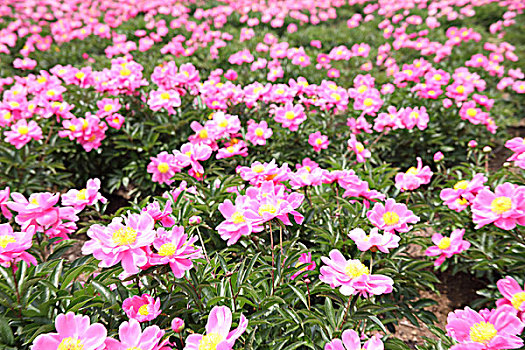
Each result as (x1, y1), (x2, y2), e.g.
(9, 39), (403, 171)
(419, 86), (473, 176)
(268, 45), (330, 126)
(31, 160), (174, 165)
(325, 329), (383, 350)
(148, 89), (182, 115)
(217, 196), (263, 246)
(394, 157), (433, 192)
(367, 199), (420, 233)
(104, 319), (169, 350)
(434, 151), (444, 162)
(147, 151), (180, 185)
(440, 174), (487, 212)
(0, 223), (36, 267)
(122, 294), (161, 323)
(425, 229), (470, 266)
(348, 228), (400, 253)
(174, 142), (212, 175)
(142, 200), (175, 228)
(61, 178), (107, 211)
(347, 134), (371, 163)
(320, 250), (393, 297)
(246, 120), (272, 146)
(149, 226), (203, 278)
(471, 183), (525, 230)
(172, 317), (185, 333)
(273, 102), (307, 131)
(4, 119), (42, 149)
(496, 277), (525, 321)
(32, 312), (107, 350)
(184, 306), (248, 350)
(290, 252), (316, 280)
(308, 131), (330, 152)
(446, 305), (523, 350)
(82, 212), (156, 274)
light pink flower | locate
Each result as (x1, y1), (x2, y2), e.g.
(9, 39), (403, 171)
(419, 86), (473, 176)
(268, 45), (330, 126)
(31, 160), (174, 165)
(122, 294), (161, 323)
(273, 102), (307, 131)
(440, 174), (488, 212)
(246, 120), (272, 146)
(367, 199), (420, 233)
(425, 229), (470, 266)
(0, 187), (12, 219)
(496, 276), (525, 321)
(184, 306), (248, 350)
(446, 305), (523, 350)
(174, 143), (212, 175)
(217, 196), (263, 246)
(32, 312), (107, 350)
(4, 119), (42, 149)
(61, 178), (107, 211)
(348, 228), (400, 253)
(0, 223), (36, 267)
(471, 183), (525, 230)
(308, 131), (329, 152)
(394, 157), (433, 192)
(104, 319), (169, 350)
(348, 134), (371, 163)
(320, 249), (393, 297)
(147, 151), (180, 185)
(325, 329), (383, 350)
(82, 212), (156, 274)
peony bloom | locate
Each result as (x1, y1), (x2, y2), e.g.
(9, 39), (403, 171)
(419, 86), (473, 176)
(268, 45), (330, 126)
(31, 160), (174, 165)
(147, 151), (180, 185)
(290, 252), (316, 280)
(496, 276), (525, 321)
(32, 312), (107, 350)
(149, 226), (203, 278)
(61, 178), (107, 211)
(308, 132), (330, 152)
(184, 306), (248, 350)
(348, 227), (400, 253)
(246, 120), (272, 146)
(325, 329), (383, 350)
(148, 89), (182, 115)
(425, 229), (470, 266)
(446, 305), (523, 350)
(174, 142), (213, 175)
(394, 157), (433, 192)
(319, 249), (393, 297)
(471, 183), (525, 230)
(273, 102), (307, 131)
(0, 187), (12, 219)
(122, 294), (161, 323)
(216, 196), (263, 246)
(367, 199), (420, 233)
(347, 134), (371, 163)
(434, 151), (444, 162)
(4, 119), (43, 149)
(0, 223), (36, 267)
(104, 318), (169, 350)
(172, 318), (185, 333)
(82, 212), (156, 274)
(440, 174), (487, 212)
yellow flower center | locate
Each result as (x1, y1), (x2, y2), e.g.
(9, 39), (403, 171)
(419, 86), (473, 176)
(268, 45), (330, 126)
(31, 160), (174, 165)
(410, 112), (419, 119)
(75, 72), (85, 80)
(69, 125), (77, 132)
(438, 237), (451, 250)
(104, 104), (113, 112)
(258, 204), (277, 216)
(455, 198), (468, 206)
(18, 126), (29, 135)
(344, 260), (369, 278)
(199, 129), (208, 139)
(30, 197), (39, 205)
(357, 85), (367, 94)
(469, 322), (497, 344)
(406, 167), (418, 175)
(158, 243), (177, 256)
(3, 112), (11, 120)
(331, 92), (341, 101)
(57, 337), (85, 350)
(37, 76), (47, 84)
(198, 332), (224, 350)
(456, 85), (465, 93)
(76, 189), (87, 200)
(383, 211), (400, 226)
(127, 347), (142, 350)
(363, 98), (373, 107)
(253, 164), (265, 173)
(511, 292), (525, 310)
(10, 101), (20, 108)
(112, 227), (138, 246)
(434, 74), (442, 81)
(0, 235), (16, 249)
(255, 128), (264, 137)
(275, 88), (284, 95)
(466, 108), (477, 117)
(46, 90), (56, 97)
(355, 142), (364, 153)
(120, 68), (131, 76)
(218, 119), (228, 128)
(138, 304), (149, 316)
(285, 111), (295, 120)
(157, 162), (169, 174)
(454, 181), (469, 190)
(231, 212), (245, 224)
(161, 92), (170, 100)
(490, 196), (512, 214)
(315, 138), (323, 145)
(404, 69), (413, 76)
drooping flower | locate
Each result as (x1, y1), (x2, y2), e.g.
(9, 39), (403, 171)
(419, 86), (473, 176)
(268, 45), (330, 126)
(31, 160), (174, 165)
(184, 306), (248, 350)
(446, 305), (523, 350)
(471, 183), (525, 230)
(122, 294), (161, 323)
(348, 227), (400, 253)
(319, 249), (393, 297)
(367, 199), (420, 233)
(32, 312), (107, 350)
(425, 229), (470, 266)
(325, 329), (383, 350)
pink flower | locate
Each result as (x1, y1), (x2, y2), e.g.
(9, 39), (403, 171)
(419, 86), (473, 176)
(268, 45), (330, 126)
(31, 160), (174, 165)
(320, 249), (393, 297)
(174, 142), (212, 175)
(237, 160), (290, 186)
(434, 151), (444, 162)
(425, 229), (470, 266)
(104, 319), (169, 350)
(216, 140), (248, 159)
(469, 140), (478, 148)
(325, 329), (384, 350)
(0, 187), (12, 219)
(348, 228), (400, 253)
(149, 226), (202, 278)
(147, 151), (180, 185)
(184, 306), (248, 350)
(394, 157), (433, 192)
(172, 318), (185, 333)
(82, 212), (156, 274)
(273, 102), (307, 131)
(4, 119), (42, 149)
(471, 183), (525, 230)
(308, 131), (329, 152)
(32, 312), (107, 350)
(246, 120), (272, 146)
(61, 178), (107, 211)
(217, 196), (263, 246)
(290, 252), (316, 280)
(446, 305), (523, 350)
(440, 174), (487, 212)
(0, 223), (36, 267)
(122, 294), (161, 323)
(496, 277), (525, 321)
(142, 200), (175, 227)
(347, 135), (371, 163)
(367, 199), (420, 233)
(148, 90), (182, 115)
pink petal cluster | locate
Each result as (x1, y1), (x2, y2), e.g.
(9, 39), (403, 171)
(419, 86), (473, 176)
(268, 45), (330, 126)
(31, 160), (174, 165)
(348, 227), (400, 253)
(367, 199), (420, 233)
(325, 329), (383, 350)
(394, 157), (433, 191)
(425, 229), (470, 266)
(496, 276), (525, 321)
(505, 137), (525, 169)
(290, 252), (316, 280)
(0, 223), (36, 267)
(104, 318), (170, 350)
(440, 174), (488, 212)
(122, 294), (161, 323)
(308, 131), (329, 152)
(61, 178), (107, 211)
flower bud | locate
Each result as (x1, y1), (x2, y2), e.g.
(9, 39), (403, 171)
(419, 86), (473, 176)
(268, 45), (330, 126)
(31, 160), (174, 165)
(482, 146), (492, 153)
(468, 140), (477, 148)
(171, 317), (185, 333)
(189, 216), (202, 225)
